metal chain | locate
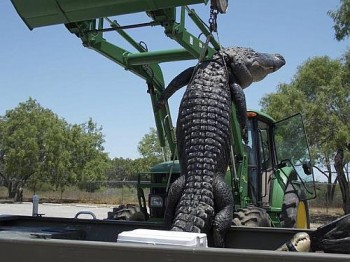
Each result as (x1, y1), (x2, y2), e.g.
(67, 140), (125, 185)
(209, 6), (224, 53)
(198, 6), (219, 62)
(187, 6), (223, 85)
(209, 7), (218, 33)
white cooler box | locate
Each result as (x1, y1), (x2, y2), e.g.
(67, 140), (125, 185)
(117, 229), (208, 247)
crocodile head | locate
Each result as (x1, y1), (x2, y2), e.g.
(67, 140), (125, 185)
(277, 232), (311, 252)
(218, 47), (286, 88)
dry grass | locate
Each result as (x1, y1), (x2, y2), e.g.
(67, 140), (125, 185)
(0, 185), (144, 205)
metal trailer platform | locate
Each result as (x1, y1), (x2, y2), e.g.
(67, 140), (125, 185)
(0, 215), (348, 262)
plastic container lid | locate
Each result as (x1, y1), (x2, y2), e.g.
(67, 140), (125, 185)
(117, 229), (208, 247)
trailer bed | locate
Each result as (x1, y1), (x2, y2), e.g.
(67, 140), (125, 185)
(0, 215), (348, 262)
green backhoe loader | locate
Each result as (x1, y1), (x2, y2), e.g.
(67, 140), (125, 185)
(11, 0), (315, 230)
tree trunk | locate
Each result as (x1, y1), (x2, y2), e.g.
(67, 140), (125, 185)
(325, 159), (334, 203)
(7, 180), (15, 198)
(330, 176), (338, 203)
(334, 148), (350, 214)
(4, 179), (22, 200)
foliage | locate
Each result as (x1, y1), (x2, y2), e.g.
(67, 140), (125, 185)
(0, 98), (109, 198)
(261, 55), (350, 155)
(0, 98), (68, 198)
(108, 157), (135, 181)
(68, 119), (110, 192)
(260, 53), (350, 213)
(328, 0), (350, 41)
(137, 127), (169, 161)
(109, 156), (159, 181)
(106, 127), (167, 181)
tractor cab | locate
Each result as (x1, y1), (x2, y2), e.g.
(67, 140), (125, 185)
(244, 110), (316, 227)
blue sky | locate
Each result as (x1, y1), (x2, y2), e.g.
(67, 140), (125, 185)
(0, 1), (349, 159)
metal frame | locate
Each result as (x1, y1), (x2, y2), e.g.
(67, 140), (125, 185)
(63, 5), (222, 160)
(11, 0), (209, 29)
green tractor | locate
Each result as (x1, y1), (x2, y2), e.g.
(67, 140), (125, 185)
(116, 109), (316, 229)
(11, 0), (316, 228)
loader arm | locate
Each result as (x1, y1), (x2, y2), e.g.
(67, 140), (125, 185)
(11, 0), (223, 160)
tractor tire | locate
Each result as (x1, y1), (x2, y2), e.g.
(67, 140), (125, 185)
(107, 204), (145, 221)
(280, 183), (310, 229)
(232, 206), (272, 227)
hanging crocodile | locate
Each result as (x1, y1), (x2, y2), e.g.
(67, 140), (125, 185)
(157, 47), (286, 247)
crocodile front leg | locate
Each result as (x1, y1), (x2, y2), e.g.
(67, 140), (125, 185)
(156, 66), (195, 110)
(230, 82), (248, 144)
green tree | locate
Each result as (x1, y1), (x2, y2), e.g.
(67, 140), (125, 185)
(0, 99), (110, 198)
(109, 155), (159, 181)
(68, 119), (110, 192)
(0, 98), (70, 199)
(109, 157), (134, 181)
(328, 0), (350, 41)
(107, 127), (169, 182)
(132, 157), (160, 178)
(137, 127), (165, 161)
(260, 54), (350, 214)
(136, 127), (169, 178)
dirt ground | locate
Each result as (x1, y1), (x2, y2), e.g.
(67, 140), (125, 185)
(0, 202), (345, 229)
(309, 207), (344, 228)
(0, 202), (113, 219)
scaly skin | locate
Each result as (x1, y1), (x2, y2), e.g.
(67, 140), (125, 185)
(312, 215), (350, 253)
(159, 47), (285, 247)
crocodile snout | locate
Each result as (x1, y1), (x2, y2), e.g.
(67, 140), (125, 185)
(223, 47), (286, 88)
(272, 53), (286, 72)
(249, 52), (286, 82)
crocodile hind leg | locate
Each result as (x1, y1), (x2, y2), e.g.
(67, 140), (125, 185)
(164, 175), (186, 228)
(212, 174), (234, 247)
